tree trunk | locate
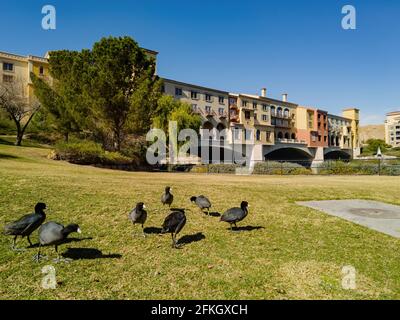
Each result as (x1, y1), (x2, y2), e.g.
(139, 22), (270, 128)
(15, 122), (23, 146)
(64, 132), (69, 143)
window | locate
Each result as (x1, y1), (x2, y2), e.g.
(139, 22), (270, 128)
(218, 96), (224, 104)
(245, 111), (251, 120)
(256, 130), (261, 141)
(266, 131), (271, 141)
(253, 102), (257, 109)
(3, 74), (13, 83)
(262, 115), (268, 121)
(245, 130), (252, 140)
(175, 87), (183, 96)
(262, 104), (268, 111)
(270, 106), (276, 116)
(234, 128), (241, 140)
(218, 107), (224, 115)
(192, 104), (198, 112)
(312, 134), (317, 142)
(205, 94), (212, 102)
(191, 91), (198, 99)
(205, 106), (212, 113)
(254, 113), (257, 120)
(242, 100), (248, 107)
(3, 63), (13, 71)
(39, 66), (44, 75)
(284, 108), (290, 117)
(324, 136), (327, 142)
(318, 135), (322, 141)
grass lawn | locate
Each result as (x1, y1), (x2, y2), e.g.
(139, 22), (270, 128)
(1, 142), (400, 300)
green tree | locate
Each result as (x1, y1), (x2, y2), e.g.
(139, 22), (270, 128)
(32, 36), (162, 150)
(152, 95), (201, 134)
(83, 37), (162, 150)
(31, 72), (82, 142)
(363, 139), (392, 154)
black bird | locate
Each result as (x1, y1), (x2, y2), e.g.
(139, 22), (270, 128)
(161, 186), (174, 207)
(128, 202), (147, 237)
(190, 195), (212, 215)
(3, 202), (47, 250)
(161, 209), (186, 248)
(35, 221), (81, 263)
(220, 201), (249, 231)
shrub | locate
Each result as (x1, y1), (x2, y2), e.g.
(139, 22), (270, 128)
(51, 140), (138, 169)
(253, 161), (311, 175)
(207, 164), (242, 174)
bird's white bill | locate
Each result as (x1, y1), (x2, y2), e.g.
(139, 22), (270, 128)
(77, 228), (82, 234)
(143, 204), (146, 209)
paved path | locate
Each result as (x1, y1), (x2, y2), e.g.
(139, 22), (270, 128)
(297, 199), (400, 238)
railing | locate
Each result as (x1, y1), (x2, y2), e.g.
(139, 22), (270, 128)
(154, 158), (400, 176)
(275, 138), (307, 144)
(271, 112), (292, 119)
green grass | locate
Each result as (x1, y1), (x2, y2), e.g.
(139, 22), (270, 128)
(1, 142), (400, 300)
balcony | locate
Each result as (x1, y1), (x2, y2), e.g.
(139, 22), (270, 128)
(218, 111), (228, 119)
(204, 109), (217, 118)
(275, 138), (307, 145)
(271, 112), (293, 120)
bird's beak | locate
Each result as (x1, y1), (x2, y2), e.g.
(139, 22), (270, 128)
(143, 204), (146, 209)
(77, 228), (82, 234)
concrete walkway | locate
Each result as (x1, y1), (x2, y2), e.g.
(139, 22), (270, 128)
(297, 199), (400, 238)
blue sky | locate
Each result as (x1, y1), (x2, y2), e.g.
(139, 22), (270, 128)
(1, 0), (399, 124)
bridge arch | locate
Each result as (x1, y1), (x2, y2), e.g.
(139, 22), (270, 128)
(324, 150), (352, 160)
(264, 146), (314, 162)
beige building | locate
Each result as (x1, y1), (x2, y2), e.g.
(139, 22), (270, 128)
(0, 51), (49, 102)
(162, 78), (229, 134)
(327, 114), (352, 149)
(385, 111), (400, 147)
(342, 108), (360, 151)
(228, 92), (274, 145)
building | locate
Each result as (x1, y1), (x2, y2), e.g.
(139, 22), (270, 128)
(0, 51), (49, 102)
(296, 106), (329, 148)
(0, 48), (158, 102)
(1, 48), (361, 162)
(162, 77), (360, 162)
(327, 114), (352, 149)
(385, 111), (400, 147)
(162, 78), (229, 134)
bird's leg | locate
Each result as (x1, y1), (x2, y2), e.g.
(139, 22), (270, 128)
(207, 208), (210, 216)
(53, 245), (71, 264)
(173, 234), (183, 249)
(11, 236), (25, 252)
(33, 244), (43, 262)
(142, 224), (146, 238)
(27, 235), (33, 247)
(10, 236), (17, 250)
(171, 233), (175, 248)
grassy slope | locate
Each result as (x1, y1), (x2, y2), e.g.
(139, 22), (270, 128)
(1, 143), (400, 300)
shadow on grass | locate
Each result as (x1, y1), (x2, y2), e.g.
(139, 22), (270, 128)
(0, 138), (14, 146)
(208, 211), (221, 217)
(228, 226), (265, 232)
(144, 227), (162, 234)
(27, 237), (93, 249)
(0, 153), (19, 160)
(62, 248), (122, 260)
(177, 232), (206, 245)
